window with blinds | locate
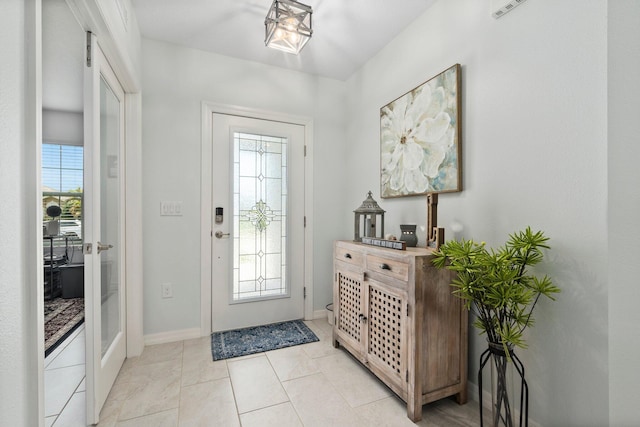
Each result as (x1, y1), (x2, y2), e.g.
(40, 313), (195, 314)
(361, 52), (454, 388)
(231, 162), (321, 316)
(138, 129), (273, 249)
(42, 143), (83, 240)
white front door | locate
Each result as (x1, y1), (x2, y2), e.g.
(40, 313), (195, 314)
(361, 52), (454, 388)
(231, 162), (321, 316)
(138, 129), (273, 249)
(84, 33), (127, 424)
(211, 114), (305, 332)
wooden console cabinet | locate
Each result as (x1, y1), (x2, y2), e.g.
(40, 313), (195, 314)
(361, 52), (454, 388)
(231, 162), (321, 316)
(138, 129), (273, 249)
(332, 240), (467, 421)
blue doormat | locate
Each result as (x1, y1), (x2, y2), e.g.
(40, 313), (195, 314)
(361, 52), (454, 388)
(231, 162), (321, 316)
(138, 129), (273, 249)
(211, 319), (319, 361)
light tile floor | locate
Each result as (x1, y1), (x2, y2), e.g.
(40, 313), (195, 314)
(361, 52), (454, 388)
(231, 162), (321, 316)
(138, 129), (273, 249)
(45, 319), (485, 426)
(44, 323), (87, 427)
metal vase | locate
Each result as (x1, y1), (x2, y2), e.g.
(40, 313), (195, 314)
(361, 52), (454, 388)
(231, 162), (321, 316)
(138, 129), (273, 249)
(479, 342), (529, 427)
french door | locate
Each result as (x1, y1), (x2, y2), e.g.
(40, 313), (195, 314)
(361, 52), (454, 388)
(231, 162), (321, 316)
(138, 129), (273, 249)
(211, 114), (305, 332)
(83, 32), (126, 424)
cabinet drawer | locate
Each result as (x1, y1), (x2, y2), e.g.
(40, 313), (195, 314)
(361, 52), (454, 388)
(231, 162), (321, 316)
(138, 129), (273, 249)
(335, 245), (364, 267)
(366, 255), (409, 282)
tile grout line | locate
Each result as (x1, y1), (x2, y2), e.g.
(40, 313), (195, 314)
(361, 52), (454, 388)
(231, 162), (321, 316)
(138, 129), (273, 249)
(225, 358), (244, 426)
(176, 340), (184, 425)
(263, 350), (306, 426)
(45, 326), (86, 426)
(50, 373), (84, 426)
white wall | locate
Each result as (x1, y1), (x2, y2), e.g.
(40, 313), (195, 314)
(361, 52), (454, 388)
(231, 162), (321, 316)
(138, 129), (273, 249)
(0, 0), (42, 425)
(608, 1), (640, 425)
(140, 39), (347, 335)
(345, 0), (609, 425)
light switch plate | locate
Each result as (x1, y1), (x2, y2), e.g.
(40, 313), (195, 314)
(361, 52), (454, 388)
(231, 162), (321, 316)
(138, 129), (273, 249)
(160, 201), (183, 216)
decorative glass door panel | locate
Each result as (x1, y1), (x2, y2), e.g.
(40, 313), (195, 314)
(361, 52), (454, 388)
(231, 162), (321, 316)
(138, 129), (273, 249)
(233, 133), (288, 301)
(100, 75), (122, 355)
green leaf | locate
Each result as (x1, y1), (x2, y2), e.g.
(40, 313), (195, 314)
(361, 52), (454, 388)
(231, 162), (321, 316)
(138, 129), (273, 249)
(431, 227), (559, 351)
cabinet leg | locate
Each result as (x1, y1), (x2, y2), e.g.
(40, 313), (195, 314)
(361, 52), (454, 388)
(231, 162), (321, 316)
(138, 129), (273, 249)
(332, 330), (340, 348)
(455, 388), (468, 405)
(407, 400), (422, 422)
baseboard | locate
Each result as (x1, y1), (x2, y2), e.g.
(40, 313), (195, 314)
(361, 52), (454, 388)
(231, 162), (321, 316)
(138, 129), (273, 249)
(312, 309), (328, 320)
(143, 328), (202, 346)
(466, 380), (483, 407)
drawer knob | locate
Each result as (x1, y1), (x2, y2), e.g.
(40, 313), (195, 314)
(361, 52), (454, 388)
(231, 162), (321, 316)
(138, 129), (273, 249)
(359, 313), (368, 323)
(380, 263), (391, 270)
(344, 253), (352, 259)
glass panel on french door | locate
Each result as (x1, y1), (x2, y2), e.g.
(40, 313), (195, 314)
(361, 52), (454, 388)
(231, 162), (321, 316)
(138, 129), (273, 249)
(233, 132), (288, 301)
(100, 75), (121, 355)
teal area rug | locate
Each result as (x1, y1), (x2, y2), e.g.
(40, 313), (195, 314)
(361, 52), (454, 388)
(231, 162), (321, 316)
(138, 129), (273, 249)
(211, 319), (319, 361)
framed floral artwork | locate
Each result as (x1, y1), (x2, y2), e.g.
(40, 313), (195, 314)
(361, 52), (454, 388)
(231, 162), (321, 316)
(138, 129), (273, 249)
(380, 64), (461, 198)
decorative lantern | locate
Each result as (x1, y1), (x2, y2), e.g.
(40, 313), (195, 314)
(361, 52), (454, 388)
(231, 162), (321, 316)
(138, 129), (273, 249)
(354, 191), (385, 242)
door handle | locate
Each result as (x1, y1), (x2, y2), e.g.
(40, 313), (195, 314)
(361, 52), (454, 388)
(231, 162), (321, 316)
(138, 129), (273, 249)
(215, 231), (230, 239)
(97, 241), (113, 254)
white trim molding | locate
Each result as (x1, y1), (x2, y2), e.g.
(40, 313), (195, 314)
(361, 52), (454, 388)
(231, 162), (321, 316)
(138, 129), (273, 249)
(125, 92), (144, 357)
(313, 309), (330, 321)
(144, 328), (202, 346)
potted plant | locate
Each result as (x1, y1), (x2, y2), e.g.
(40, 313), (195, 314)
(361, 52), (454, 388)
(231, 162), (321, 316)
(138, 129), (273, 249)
(432, 227), (560, 427)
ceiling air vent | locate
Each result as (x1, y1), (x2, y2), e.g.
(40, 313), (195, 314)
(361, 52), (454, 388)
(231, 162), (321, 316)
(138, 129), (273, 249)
(491, 0), (528, 19)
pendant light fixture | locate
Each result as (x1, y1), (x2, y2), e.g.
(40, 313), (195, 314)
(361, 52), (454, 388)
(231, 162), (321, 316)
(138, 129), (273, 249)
(265, 0), (313, 55)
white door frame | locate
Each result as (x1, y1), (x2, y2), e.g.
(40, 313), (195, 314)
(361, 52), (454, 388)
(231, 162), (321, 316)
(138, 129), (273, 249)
(200, 102), (314, 336)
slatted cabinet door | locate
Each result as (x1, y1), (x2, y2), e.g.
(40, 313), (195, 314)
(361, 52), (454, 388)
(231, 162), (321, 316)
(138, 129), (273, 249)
(334, 268), (366, 360)
(365, 278), (408, 393)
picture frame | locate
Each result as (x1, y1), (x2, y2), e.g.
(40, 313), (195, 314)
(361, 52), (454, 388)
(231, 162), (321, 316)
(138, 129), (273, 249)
(380, 64), (462, 198)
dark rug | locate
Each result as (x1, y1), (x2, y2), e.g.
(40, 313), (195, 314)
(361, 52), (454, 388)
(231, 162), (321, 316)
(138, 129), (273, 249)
(211, 319), (319, 361)
(45, 297), (84, 357)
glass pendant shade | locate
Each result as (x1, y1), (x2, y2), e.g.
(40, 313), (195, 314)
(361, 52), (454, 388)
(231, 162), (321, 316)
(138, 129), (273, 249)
(265, 0), (312, 55)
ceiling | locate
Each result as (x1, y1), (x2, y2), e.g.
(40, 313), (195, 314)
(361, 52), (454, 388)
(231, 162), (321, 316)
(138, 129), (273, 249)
(130, 0), (438, 81)
(42, 0), (438, 113)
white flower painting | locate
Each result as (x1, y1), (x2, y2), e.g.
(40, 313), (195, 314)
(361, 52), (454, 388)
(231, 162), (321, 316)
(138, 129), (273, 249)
(380, 64), (461, 197)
